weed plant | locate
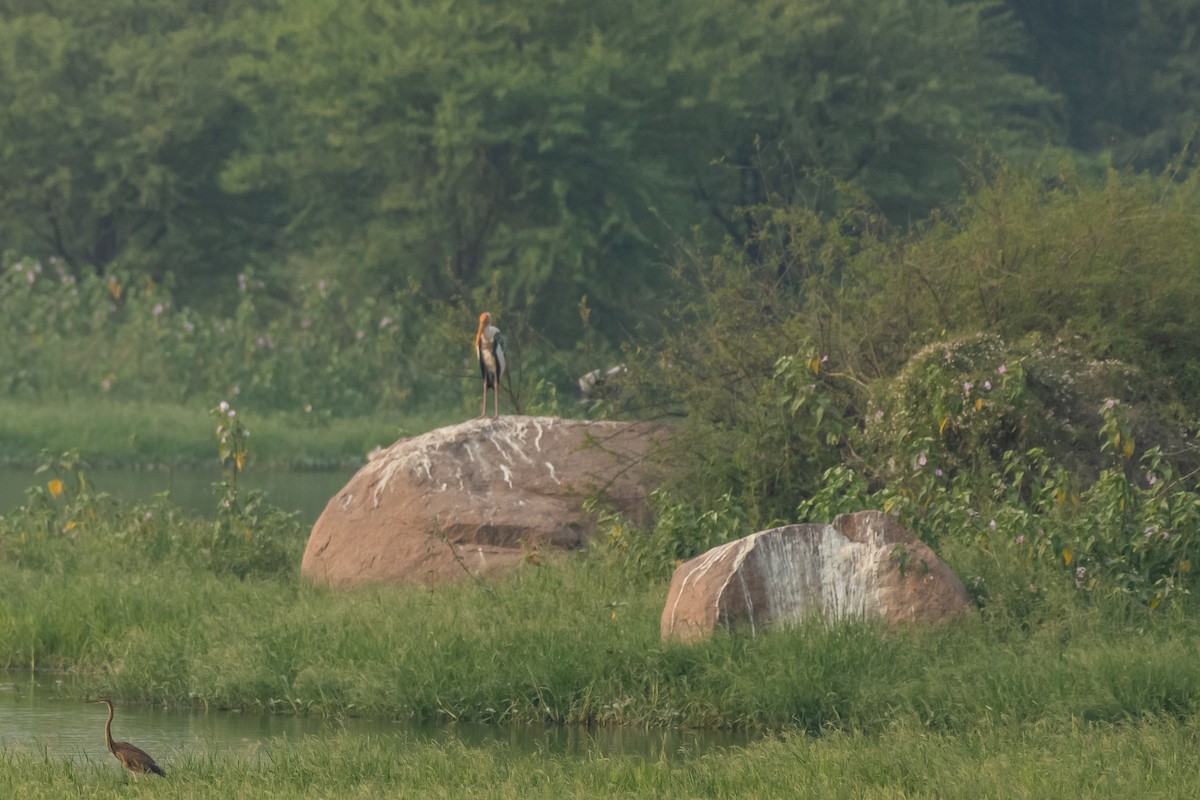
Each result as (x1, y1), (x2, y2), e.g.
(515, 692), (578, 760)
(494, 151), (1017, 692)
(4, 715), (1200, 798)
(0, 259), (617, 429)
(4, 463), (1200, 733)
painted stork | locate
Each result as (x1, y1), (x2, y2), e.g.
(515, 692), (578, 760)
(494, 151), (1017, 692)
(475, 311), (506, 418)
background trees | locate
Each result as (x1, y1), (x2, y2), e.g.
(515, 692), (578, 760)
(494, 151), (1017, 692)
(0, 0), (1091, 337)
(2, 0), (1199, 424)
(1002, 0), (1200, 168)
(0, 0), (275, 291)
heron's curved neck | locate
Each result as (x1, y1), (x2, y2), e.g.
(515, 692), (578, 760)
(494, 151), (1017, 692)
(103, 701), (116, 752)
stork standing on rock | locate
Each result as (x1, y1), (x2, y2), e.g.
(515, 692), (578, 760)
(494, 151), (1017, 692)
(475, 311), (506, 418)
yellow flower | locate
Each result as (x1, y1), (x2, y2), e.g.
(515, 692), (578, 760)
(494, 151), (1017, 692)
(47, 479), (64, 498)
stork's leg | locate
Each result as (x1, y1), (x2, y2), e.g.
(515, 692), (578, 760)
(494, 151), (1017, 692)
(480, 379), (488, 418)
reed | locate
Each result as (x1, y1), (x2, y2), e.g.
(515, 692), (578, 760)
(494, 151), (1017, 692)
(4, 715), (1200, 799)
(2, 528), (1200, 732)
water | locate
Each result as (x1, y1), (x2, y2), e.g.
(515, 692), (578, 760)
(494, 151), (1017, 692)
(0, 469), (759, 765)
(0, 465), (354, 527)
(0, 673), (754, 764)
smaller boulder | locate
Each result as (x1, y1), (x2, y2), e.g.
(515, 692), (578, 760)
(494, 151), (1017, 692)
(660, 510), (972, 642)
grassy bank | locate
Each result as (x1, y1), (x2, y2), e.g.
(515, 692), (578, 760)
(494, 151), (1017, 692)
(5, 465), (1200, 795)
(2, 456), (1200, 731)
(0, 398), (448, 469)
(5, 716), (1200, 799)
(3, 519), (1200, 731)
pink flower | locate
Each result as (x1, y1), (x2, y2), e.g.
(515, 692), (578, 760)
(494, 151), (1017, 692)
(998, 364), (1007, 375)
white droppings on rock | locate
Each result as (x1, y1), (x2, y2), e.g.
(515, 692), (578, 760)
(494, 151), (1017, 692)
(302, 416), (670, 587)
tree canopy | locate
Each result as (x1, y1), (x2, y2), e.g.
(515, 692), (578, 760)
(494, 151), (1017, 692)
(0, 0), (1196, 340)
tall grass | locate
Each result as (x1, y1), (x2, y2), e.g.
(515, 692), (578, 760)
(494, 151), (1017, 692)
(5, 716), (1200, 799)
(3, 526), (1200, 732)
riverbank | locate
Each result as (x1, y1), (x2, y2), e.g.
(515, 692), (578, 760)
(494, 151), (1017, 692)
(0, 398), (449, 470)
(3, 510), (1199, 731)
(4, 469), (1200, 796)
(5, 714), (1199, 798)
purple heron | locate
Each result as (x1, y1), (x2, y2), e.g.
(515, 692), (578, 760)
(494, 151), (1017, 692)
(87, 696), (165, 781)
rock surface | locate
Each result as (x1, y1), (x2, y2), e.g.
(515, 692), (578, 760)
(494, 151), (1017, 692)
(660, 510), (972, 641)
(301, 416), (668, 587)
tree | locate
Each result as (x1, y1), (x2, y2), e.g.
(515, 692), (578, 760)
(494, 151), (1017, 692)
(222, 0), (1058, 339)
(1001, 0), (1200, 169)
(0, 0), (275, 288)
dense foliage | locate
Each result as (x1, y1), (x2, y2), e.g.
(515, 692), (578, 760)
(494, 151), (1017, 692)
(7, 0), (1188, 339)
(611, 163), (1200, 613)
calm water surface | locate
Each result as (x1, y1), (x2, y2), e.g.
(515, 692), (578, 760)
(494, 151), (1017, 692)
(0, 673), (755, 764)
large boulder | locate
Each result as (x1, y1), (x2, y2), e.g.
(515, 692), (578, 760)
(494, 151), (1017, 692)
(660, 510), (972, 642)
(301, 416), (668, 587)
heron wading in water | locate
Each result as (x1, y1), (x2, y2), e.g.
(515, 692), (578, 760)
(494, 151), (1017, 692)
(87, 696), (165, 781)
(475, 311), (507, 418)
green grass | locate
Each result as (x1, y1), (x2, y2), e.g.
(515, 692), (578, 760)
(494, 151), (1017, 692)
(5, 422), (1200, 796)
(4, 716), (1200, 798)
(3, 520), (1200, 732)
(0, 398), (452, 468)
